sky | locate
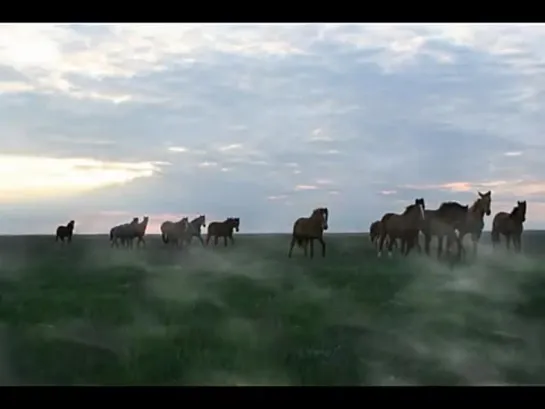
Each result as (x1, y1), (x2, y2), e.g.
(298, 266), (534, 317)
(0, 23), (544, 234)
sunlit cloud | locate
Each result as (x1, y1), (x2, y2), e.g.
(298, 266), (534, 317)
(0, 155), (159, 202)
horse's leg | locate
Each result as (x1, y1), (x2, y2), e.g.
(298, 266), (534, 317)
(318, 237), (326, 257)
(423, 231), (431, 256)
(377, 232), (387, 258)
(386, 235), (395, 258)
(230, 234), (235, 245)
(437, 235), (444, 259)
(514, 234), (522, 253)
(288, 236), (297, 258)
(198, 235), (205, 247)
(505, 234), (511, 251)
(309, 239), (314, 259)
(214, 236), (219, 246)
(471, 231), (480, 258)
(224, 236), (228, 247)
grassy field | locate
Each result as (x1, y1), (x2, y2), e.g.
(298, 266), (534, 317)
(1, 231), (545, 385)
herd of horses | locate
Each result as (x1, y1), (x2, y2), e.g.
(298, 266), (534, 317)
(53, 191), (527, 260)
(55, 215), (241, 249)
(369, 191), (527, 260)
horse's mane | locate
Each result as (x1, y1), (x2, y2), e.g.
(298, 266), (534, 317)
(402, 204), (417, 215)
(439, 201), (467, 212)
(510, 205), (520, 217)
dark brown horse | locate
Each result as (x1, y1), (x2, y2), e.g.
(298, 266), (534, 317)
(56, 220), (75, 243)
(377, 198), (426, 258)
(288, 207), (329, 258)
(449, 191), (492, 258)
(370, 218), (399, 252)
(369, 220), (381, 245)
(491, 200), (527, 253)
(422, 202), (468, 259)
(206, 217), (240, 247)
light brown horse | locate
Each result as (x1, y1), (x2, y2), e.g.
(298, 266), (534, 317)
(110, 217), (138, 248)
(288, 207), (329, 258)
(378, 199), (425, 258)
(206, 217), (240, 247)
(161, 217), (190, 248)
(422, 202), (468, 260)
(131, 216), (150, 248)
(449, 191), (492, 258)
(491, 200), (527, 253)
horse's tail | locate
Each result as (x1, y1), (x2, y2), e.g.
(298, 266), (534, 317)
(161, 233), (168, 244)
(109, 228), (114, 241)
(491, 226), (500, 244)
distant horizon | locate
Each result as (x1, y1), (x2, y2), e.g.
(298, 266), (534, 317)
(4, 229), (545, 237)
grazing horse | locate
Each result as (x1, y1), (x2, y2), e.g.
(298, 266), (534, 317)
(161, 217), (190, 248)
(56, 220), (75, 243)
(450, 191), (492, 258)
(288, 207), (329, 258)
(491, 200), (527, 253)
(422, 202), (468, 260)
(378, 199), (425, 258)
(110, 217), (138, 248)
(184, 215), (207, 246)
(206, 217), (240, 247)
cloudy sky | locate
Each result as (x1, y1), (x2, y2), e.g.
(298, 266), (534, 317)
(0, 23), (543, 234)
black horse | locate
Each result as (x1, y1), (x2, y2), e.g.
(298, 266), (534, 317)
(56, 220), (75, 243)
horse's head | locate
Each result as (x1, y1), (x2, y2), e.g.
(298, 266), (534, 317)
(517, 200), (527, 222)
(414, 198), (426, 222)
(478, 191), (492, 216)
(67, 220), (75, 229)
(199, 214), (206, 228)
(131, 217), (139, 225)
(228, 217), (240, 232)
(142, 216), (149, 222)
(311, 207), (329, 230)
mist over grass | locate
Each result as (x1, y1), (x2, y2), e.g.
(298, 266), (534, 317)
(0, 233), (545, 384)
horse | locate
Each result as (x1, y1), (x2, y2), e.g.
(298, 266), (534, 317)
(110, 217), (139, 248)
(370, 219), (398, 252)
(56, 220), (75, 243)
(491, 200), (527, 253)
(377, 199), (425, 258)
(288, 207), (328, 258)
(421, 202), (468, 260)
(161, 217), (190, 248)
(449, 191), (492, 258)
(130, 216), (149, 248)
(183, 215), (207, 246)
(206, 217), (240, 247)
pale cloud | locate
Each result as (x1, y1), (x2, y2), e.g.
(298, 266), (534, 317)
(0, 154), (159, 203)
(198, 161), (218, 168)
(294, 185), (318, 191)
(2, 23), (545, 233)
(219, 143), (243, 152)
(168, 146), (188, 153)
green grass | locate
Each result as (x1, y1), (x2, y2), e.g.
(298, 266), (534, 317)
(1, 231), (545, 385)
